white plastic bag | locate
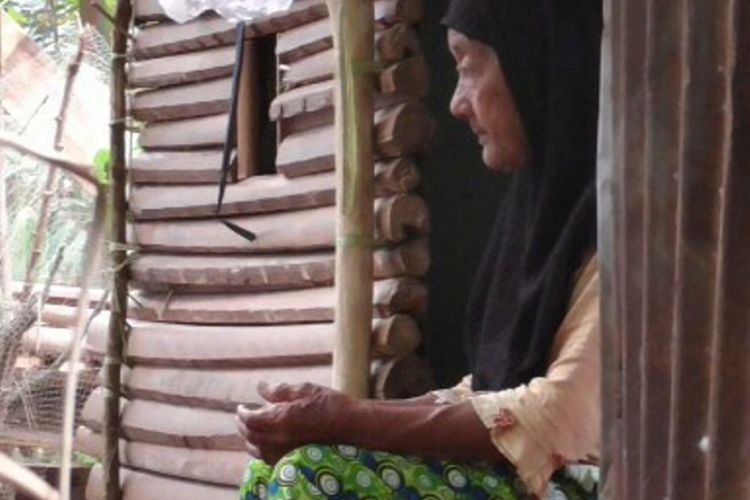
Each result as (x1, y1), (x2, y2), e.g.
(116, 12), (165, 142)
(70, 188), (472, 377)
(158, 0), (294, 23)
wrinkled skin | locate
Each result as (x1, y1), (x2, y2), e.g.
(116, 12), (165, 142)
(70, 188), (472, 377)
(236, 382), (353, 464)
(448, 29), (530, 172)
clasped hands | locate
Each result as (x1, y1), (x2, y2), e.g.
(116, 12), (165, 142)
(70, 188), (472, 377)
(236, 382), (355, 464)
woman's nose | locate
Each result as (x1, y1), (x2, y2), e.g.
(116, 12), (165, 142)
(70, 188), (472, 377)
(450, 87), (472, 122)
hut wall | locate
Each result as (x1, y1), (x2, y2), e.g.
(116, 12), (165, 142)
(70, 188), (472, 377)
(79, 0), (435, 497)
(599, 0), (750, 498)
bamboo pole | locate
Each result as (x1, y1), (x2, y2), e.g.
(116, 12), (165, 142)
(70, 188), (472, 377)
(104, 2), (131, 499)
(326, 0), (376, 398)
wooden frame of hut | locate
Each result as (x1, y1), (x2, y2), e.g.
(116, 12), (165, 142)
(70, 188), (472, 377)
(78, 1), (436, 498)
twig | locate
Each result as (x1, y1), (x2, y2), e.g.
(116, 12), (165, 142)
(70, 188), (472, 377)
(0, 452), (59, 500)
(23, 33), (89, 298)
(54, 34), (87, 151)
(0, 134), (99, 187)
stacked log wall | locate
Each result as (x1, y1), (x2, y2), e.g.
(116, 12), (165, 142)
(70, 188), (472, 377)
(80, 0), (433, 497)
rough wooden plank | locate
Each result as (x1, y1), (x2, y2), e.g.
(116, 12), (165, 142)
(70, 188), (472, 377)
(131, 194), (430, 253)
(131, 77), (232, 122)
(129, 150), (229, 184)
(279, 49), (428, 98)
(133, 1), (329, 59)
(122, 365), (332, 411)
(275, 57), (428, 117)
(277, 102), (434, 176)
(129, 278), (427, 324)
(85, 315), (422, 367)
(129, 240), (428, 292)
(130, 159), (419, 219)
(133, 16), (237, 61)
(139, 113), (230, 150)
(21, 326), (72, 358)
(77, 428), (247, 487)
(81, 389), (243, 450)
(86, 465), (238, 500)
(129, 46), (236, 89)
(276, 18), (420, 64)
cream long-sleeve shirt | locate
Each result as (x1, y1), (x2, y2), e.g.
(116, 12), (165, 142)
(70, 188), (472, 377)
(432, 257), (600, 497)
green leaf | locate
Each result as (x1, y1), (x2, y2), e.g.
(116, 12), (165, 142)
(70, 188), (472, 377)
(93, 149), (111, 185)
(4, 6), (30, 26)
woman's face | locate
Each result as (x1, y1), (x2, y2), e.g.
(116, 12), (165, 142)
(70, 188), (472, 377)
(448, 29), (530, 172)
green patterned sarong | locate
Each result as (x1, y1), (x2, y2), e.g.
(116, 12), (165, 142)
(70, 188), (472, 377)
(239, 445), (597, 499)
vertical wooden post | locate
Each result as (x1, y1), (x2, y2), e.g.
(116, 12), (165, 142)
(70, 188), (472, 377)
(104, 1), (131, 499)
(326, 0), (375, 398)
(236, 39), (260, 179)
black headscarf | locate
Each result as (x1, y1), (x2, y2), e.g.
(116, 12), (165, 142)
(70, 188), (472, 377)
(443, 0), (602, 391)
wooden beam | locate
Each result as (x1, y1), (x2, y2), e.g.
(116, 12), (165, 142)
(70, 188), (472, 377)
(77, 429), (247, 488)
(129, 240), (429, 292)
(132, 1), (329, 59)
(277, 19), (420, 65)
(85, 315), (422, 367)
(86, 465), (238, 500)
(128, 278), (427, 324)
(128, 46), (236, 89)
(131, 194), (430, 253)
(278, 50), (430, 95)
(139, 113), (230, 150)
(121, 365), (332, 411)
(129, 150), (230, 184)
(81, 390), (243, 450)
(131, 78), (232, 122)
(129, 159), (419, 219)
(276, 102), (433, 176)
(274, 57), (429, 115)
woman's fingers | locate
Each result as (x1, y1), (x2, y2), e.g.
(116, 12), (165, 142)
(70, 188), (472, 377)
(237, 404), (277, 431)
(258, 382), (327, 403)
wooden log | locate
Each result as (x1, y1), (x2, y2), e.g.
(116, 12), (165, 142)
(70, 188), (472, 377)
(86, 465), (238, 500)
(133, 16), (236, 61)
(128, 46), (236, 89)
(21, 326), (72, 358)
(139, 113), (230, 150)
(131, 77), (232, 122)
(129, 240), (429, 293)
(274, 57), (428, 117)
(77, 427), (247, 487)
(41, 304), (97, 329)
(131, 194), (430, 253)
(275, 0), (422, 64)
(130, 159), (419, 220)
(373, 354), (435, 400)
(132, 0), (420, 33)
(278, 20), (420, 65)
(122, 365), (331, 411)
(277, 102), (434, 177)
(133, 1), (328, 59)
(129, 150), (230, 184)
(128, 278), (427, 324)
(85, 315), (422, 367)
(279, 51), (428, 98)
(11, 282), (106, 307)
(81, 389), (243, 450)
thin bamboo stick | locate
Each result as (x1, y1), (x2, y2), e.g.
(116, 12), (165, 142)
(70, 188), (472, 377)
(326, 0), (376, 398)
(104, 2), (131, 499)
(0, 14), (11, 308)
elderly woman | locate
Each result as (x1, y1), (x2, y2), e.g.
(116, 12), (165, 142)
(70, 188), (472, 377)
(237, 0), (602, 498)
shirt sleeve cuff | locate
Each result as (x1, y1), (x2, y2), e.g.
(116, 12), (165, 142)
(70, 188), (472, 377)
(469, 392), (557, 497)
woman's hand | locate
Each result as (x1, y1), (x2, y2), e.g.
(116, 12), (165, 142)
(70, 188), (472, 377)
(236, 382), (354, 464)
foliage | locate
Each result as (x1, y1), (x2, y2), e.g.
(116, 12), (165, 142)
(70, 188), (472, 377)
(1, 0), (81, 62)
(92, 148), (111, 185)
